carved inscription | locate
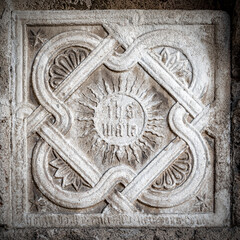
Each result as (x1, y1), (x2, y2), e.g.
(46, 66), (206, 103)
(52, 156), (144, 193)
(95, 94), (144, 144)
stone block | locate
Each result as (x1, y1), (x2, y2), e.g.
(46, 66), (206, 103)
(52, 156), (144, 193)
(5, 10), (230, 227)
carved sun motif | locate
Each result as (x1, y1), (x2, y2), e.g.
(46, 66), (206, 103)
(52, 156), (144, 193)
(73, 69), (166, 166)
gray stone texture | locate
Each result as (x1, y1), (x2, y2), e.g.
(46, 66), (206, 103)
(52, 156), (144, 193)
(0, 0), (239, 239)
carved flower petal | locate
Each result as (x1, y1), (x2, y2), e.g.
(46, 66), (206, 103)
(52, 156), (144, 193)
(49, 47), (90, 89)
(54, 166), (70, 178)
(62, 171), (75, 188)
(50, 158), (65, 168)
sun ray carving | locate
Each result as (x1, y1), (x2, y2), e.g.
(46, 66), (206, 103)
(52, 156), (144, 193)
(66, 66), (175, 170)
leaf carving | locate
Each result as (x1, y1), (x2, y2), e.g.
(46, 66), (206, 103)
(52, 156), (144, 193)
(50, 150), (91, 191)
(159, 47), (192, 87)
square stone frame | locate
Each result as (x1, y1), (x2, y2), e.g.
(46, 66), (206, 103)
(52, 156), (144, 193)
(9, 10), (230, 228)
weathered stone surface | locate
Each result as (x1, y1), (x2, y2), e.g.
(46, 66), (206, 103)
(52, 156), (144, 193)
(1, 226), (240, 239)
(232, 0), (240, 78)
(1, 0), (240, 238)
(0, 0), (12, 229)
(232, 0), (240, 226)
(1, 10), (229, 228)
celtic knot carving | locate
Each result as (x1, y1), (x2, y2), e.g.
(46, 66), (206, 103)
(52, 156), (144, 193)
(28, 28), (210, 213)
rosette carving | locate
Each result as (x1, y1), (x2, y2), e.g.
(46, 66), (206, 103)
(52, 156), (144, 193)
(50, 150), (91, 191)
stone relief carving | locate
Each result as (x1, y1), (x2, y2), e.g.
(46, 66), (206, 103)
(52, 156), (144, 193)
(29, 195), (46, 212)
(29, 29), (47, 48)
(156, 47), (193, 87)
(50, 150), (91, 191)
(11, 11), (230, 227)
(49, 47), (90, 89)
(68, 66), (174, 170)
(30, 27), (209, 212)
(194, 193), (210, 212)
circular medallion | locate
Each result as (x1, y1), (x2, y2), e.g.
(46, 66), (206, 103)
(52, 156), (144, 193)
(67, 66), (176, 170)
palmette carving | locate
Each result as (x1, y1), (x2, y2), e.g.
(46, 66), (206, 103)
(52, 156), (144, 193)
(49, 47), (90, 89)
(29, 28), (210, 213)
(151, 149), (192, 191)
(156, 47), (193, 87)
